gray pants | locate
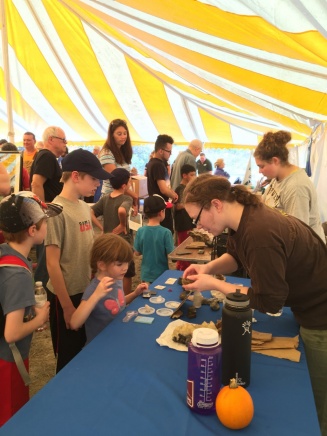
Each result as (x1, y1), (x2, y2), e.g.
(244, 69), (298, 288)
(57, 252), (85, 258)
(300, 326), (327, 435)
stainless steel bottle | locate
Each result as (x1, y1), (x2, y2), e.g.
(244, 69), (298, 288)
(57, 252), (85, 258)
(221, 289), (252, 387)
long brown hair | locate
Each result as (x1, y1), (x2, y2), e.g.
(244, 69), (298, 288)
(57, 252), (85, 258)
(183, 174), (261, 211)
(254, 130), (291, 164)
(101, 119), (132, 165)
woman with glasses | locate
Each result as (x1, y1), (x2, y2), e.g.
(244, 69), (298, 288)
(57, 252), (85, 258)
(182, 173), (327, 434)
(99, 119), (138, 207)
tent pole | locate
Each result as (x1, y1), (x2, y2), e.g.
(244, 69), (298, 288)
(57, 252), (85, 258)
(0, 0), (15, 143)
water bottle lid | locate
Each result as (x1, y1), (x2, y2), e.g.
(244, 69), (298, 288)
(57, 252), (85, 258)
(191, 328), (220, 348)
(35, 281), (43, 287)
(225, 289), (250, 308)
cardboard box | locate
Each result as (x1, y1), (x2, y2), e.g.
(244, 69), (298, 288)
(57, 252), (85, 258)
(131, 176), (148, 198)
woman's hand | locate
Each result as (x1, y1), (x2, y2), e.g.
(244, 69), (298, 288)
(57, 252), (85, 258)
(183, 263), (208, 278)
(182, 274), (220, 293)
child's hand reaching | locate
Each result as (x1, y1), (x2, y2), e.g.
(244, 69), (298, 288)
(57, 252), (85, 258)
(134, 282), (148, 296)
(94, 277), (115, 300)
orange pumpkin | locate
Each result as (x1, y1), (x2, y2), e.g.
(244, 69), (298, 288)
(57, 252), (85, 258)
(215, 378), (254, 430)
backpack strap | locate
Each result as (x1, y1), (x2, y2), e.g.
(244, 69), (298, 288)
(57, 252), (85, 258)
(0, 254), (32, 385)
(0, 255), (31, 273)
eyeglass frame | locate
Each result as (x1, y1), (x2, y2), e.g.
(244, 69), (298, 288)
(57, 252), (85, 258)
(192, 204), (206, 226)
(161, 148), (172, 155)
(52, 136), (67, 144)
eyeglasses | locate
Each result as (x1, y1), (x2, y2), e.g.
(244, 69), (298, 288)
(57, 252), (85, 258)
(52, 136), (67, 144)
(161, 148), (172, 155)
(192, 204), (205, 226)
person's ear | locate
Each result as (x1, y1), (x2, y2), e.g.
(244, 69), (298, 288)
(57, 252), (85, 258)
(97, 260), (106, 271)
(27, 224), (36, 237)
(71, 171), (80, 182)
(271, 157), (280, 165)
(211, 199), (222, 212)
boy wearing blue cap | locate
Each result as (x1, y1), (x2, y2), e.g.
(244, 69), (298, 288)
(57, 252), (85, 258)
(45, 149), (112, 373)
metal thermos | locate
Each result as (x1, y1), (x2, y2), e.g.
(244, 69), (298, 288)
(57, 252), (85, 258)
(187, 328), (222, 415)
(221, 289), (252, 387)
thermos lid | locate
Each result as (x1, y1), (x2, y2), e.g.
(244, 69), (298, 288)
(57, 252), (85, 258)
(225, 288), (250, 308)
(191, 328), (220, 348)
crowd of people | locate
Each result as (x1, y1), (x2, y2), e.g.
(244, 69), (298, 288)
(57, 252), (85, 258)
(0, 126), (326, 433)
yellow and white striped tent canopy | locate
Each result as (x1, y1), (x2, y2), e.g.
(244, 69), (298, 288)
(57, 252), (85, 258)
(1, 0), (327, 147)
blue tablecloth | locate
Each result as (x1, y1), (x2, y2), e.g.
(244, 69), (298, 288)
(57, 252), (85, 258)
(1, 270), (320, 435)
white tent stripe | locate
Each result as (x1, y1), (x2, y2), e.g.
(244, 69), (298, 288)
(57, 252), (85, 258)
(165, 86), (198, 141)
(85, 25), (158, 142)
(197, 0), (327, 33)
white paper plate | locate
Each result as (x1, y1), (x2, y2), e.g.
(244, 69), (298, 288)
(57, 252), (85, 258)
(156, 308), (173, 317)
(149, 296), (165, 304)
(138, 306), (155, 315)
(165, 301), (180, 309)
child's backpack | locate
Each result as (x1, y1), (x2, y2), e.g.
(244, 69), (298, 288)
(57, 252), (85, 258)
(0, 254), (32, 385)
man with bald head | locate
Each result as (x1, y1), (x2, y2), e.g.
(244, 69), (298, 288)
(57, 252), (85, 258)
(170, 139), (202, 190)
(30, 126), (66, 202)
(30, 126), (66, 286)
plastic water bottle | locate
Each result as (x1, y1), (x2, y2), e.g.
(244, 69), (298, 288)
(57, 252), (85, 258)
(221, 289), (252, 387)
(34, 281), (47, 307)
(34, 281), (47, 332)
(187, 328), (222, 415)
(193, 291), (203, 308)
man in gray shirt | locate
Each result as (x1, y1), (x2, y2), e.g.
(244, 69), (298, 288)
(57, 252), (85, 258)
(170, 139), (202, 190)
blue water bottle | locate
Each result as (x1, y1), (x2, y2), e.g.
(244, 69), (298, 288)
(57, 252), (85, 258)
(187, 328), (222, 415)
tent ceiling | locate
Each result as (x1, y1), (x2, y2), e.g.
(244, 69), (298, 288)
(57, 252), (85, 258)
(1, 0), (327, 146)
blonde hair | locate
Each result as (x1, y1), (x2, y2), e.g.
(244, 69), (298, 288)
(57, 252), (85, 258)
(90, 234), (133, 275)
(214, 158), (224, 168)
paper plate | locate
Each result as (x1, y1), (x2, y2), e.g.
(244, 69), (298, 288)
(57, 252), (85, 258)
(156, 308), (173, 317)
(138, 306), (155, 315)
(165, 301), (180, 309)
(149, 296), (165, 304)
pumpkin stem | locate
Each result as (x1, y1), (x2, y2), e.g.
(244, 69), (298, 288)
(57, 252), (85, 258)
(229, 378), (238, 389)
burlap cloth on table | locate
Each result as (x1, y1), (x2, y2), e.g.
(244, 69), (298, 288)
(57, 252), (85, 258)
(251, 330), (300, 362)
